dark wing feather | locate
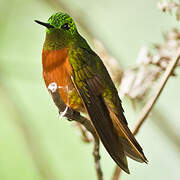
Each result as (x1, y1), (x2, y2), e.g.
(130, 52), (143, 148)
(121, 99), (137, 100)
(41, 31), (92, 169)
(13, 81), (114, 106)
(68, 44), (147, 172)
(71, 75), (130, 174)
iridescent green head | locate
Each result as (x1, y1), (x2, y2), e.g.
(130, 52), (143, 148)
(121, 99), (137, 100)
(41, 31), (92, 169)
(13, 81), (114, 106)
(35, 12), (78, 50)
(47, 12), (77, 35)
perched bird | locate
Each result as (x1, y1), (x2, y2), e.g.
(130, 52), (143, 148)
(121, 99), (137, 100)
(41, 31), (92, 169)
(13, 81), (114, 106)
(35, 12), (147, 173)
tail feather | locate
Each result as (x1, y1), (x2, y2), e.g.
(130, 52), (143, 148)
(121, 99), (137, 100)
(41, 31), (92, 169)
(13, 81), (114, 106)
(110, 111), (148, 163)
(120, 137), (144, 163)
(72, 76), (147, 173)
(76, 84), (130, 173)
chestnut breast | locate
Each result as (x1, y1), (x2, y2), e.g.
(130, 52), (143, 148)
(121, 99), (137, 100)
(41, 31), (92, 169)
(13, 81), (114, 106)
(42, 48), (83, 110)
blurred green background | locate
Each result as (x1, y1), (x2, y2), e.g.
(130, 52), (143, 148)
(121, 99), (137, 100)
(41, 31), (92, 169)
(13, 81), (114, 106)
(0, 0), (180, 180)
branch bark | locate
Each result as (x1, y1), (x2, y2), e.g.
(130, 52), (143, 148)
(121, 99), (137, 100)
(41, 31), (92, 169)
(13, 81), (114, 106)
(48, 83), (103, 180)
(112, 53), (180, 180)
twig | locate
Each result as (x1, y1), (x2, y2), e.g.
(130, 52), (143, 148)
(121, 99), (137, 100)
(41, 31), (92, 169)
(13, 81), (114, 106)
(132, 53), (180, 135)
(112, 166), (122, 180)
(48, 83), (103, 180)
(93, 137), (103, 180)
(112, 53), (180, 180)
(76, 122), (93, 143)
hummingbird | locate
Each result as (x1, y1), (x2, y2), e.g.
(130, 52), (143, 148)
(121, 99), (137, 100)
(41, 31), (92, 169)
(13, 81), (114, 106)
(35, 12), (147, 173)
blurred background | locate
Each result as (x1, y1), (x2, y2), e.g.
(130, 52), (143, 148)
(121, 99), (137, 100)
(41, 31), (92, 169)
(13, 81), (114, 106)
(0, 0), (180, 180)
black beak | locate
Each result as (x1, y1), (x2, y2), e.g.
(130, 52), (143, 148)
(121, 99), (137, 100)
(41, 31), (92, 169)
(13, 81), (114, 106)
(35, 20), (54, 28)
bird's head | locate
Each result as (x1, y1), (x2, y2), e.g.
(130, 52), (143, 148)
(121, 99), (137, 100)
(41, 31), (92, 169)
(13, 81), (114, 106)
(35, 12), (78, 50)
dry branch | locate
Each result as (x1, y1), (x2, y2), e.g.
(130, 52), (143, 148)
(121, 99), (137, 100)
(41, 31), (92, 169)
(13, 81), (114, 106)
(112, 53), (180, 180)
(48, 83), (103, 180)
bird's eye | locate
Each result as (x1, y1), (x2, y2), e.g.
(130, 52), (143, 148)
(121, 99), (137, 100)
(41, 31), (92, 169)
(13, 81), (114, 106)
(61, 23), (70, 30)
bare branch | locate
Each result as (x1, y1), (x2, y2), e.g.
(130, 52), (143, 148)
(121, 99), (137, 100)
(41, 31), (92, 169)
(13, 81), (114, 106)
(75, 122), (93, 143)
(132, 53), (180, 135)
(93, 137), (103, 180)
(48, 83), (103, 180)
(112, 53), (180, 180)
(112, 166), (122, 180)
